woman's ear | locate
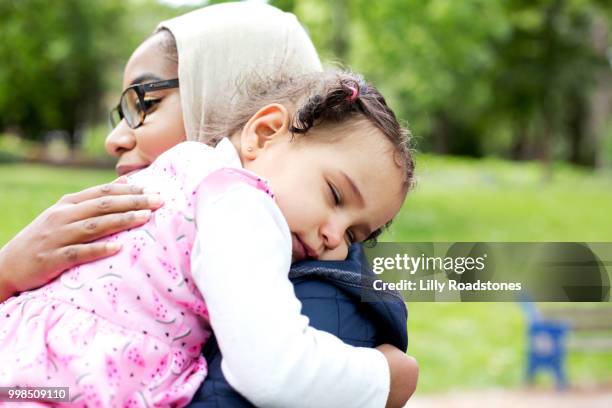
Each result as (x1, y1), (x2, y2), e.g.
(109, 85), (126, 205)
(240, 103), (290, 160)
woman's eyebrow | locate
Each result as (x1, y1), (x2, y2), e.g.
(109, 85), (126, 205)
(129, 73), (163, 86)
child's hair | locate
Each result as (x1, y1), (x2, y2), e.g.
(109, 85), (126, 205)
(216, 71), (414, 189)
(213, 70), (415, 244)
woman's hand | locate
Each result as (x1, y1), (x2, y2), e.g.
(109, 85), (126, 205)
(377, 344), (419, 408)
(0, 178), (163, 301)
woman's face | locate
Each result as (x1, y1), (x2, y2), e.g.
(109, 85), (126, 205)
(105, 34), (186, 176)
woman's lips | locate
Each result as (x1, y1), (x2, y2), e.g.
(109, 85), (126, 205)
(116, 164), (147, 177)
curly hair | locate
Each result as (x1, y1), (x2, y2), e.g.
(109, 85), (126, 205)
(216, 70), (414, 187)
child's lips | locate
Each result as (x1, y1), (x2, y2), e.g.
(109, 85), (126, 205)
(292, 234), (307, 262)
(292, 234), (319, 261)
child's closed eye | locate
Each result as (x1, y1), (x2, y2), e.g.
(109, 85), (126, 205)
(328, 182), (342, 205)
(328, 182), (356, 244)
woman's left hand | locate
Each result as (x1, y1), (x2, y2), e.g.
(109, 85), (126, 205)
(0, 178), (162, 302)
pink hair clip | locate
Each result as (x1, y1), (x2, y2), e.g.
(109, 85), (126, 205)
(347, 85), (359, 102)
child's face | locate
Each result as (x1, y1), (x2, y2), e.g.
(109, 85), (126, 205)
(105, 34), (186, 176)
(242, 119), (406, 263)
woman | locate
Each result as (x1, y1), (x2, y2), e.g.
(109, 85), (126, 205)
(0, 3), (417, 406)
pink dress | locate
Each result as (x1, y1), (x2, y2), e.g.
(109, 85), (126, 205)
(0, 142), (273, 407)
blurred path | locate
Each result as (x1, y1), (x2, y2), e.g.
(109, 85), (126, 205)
(408, 387), (612, 408)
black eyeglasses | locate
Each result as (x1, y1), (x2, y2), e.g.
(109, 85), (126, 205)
(109, 78), (179, 129)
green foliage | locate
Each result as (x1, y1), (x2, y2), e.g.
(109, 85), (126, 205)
(1, 0), (610, 166)
(282, 0), (611, 165)
(0, 0), (191, 148)
(0, 0), (127, 146)
(487, 0), (609, 164)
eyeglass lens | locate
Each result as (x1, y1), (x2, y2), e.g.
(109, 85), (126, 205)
(109, 107), (122, 128)
(120, 88), (144, 128)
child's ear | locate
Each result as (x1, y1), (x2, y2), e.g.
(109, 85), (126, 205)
(240, 103), (290, 160)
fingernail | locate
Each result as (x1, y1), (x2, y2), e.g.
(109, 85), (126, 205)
(106, 242), (122, 252)
(148, 195), (164, 206)
(143, 187), (160, 194)
(135, 209), (152, 220)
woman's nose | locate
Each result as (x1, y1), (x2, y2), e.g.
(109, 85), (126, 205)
(105, 122), (136, 157)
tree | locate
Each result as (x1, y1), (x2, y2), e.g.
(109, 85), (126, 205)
(489, 0), (609, 170)
(0, 0), (127, 149)
(281, 0), (610, 168)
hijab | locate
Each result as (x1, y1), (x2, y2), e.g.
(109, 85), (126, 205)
(158, 2), (322, 143)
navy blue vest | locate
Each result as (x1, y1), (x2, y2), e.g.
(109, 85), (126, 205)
(189, 244), (408, 407)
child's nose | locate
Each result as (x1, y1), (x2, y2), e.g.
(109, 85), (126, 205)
(320, 220), (348, 259)
(105, 122), (136, 157)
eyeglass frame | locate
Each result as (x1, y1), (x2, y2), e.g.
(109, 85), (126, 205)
(109, 78), (179, 129)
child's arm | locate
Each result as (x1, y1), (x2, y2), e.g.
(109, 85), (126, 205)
(377, 345), (419, 407)
(193, 184), (391, 407)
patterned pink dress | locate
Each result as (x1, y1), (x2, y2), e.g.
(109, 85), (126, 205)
(0, 142), (273, 407)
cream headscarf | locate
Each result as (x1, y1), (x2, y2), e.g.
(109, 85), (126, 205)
(157, 2), (322, 143)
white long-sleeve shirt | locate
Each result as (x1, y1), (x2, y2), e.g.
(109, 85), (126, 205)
(190, 139), (390, 407)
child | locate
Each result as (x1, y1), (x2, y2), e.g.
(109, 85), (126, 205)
(0, 70), (414, 407)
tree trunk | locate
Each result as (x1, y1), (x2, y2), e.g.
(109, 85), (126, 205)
(432, 111), (451, 154)
(539, 0), (565, 182)
(541, 111), (554, 182)
(567, 92), (588, 165)
(331, 0), (349, 62)
(587, 15), (611, 170)
(511, 121), (530, 160)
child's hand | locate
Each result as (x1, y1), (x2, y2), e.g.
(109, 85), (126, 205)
(0, 179), (163, 301)
(377, 344), (419, 408)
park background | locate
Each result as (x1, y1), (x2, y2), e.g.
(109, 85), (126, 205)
(0, 0), (611, 406)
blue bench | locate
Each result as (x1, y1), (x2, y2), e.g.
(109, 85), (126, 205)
(521, 302), (612, 389)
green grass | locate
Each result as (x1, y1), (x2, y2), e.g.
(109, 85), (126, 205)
(0, 164), (116, 244)
(407, 303), (525, 393)
(384, 154), (612, 393)
(1, 155), (612, 394)
(389, 154), (612, 241)
(407, 303), (612, 394)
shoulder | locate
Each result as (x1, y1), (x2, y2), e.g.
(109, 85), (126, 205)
(289, 245), (409, 351)
(157, 141), (214, 163)
(194, 170), (291, 252)
(134, 141), (219, 184)
(197, 169), (283, 225)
